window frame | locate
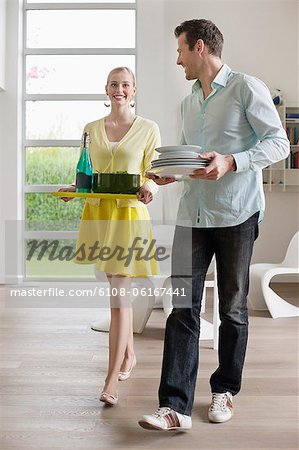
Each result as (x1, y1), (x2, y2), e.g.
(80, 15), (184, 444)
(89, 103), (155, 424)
(23, 0), (137, 281)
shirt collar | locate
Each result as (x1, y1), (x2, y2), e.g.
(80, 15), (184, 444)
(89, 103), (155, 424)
(192, 64), (232, 93)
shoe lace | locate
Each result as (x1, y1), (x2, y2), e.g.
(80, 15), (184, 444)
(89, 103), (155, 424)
(153, 407), (172, 418)
(210, 393), (229, 411)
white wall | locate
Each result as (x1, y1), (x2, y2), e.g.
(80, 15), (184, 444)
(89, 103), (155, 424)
(256, 192), (298, 263)
(0, 0), (298, 282)
(161, 0), (299, 140)
(0, 0), (6, 90)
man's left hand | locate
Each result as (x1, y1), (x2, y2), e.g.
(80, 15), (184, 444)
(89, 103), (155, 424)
(190, 152), (235, 180)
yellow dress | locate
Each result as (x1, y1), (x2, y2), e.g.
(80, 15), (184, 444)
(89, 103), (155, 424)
(74, 116), (160, 277)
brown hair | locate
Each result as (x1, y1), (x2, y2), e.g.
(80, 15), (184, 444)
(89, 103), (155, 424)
(174, 19), (224, 58)
(106, 67), (136, 86)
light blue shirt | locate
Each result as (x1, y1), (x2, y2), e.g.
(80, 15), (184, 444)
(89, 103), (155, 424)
(177, 64), (290, 228)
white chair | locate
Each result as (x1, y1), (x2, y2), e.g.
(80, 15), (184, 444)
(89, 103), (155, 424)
(90, 224), (175, 335)
(91, 225), (220, 345)
(91, 271), (156, 334)
(248, 231), (299, 318)
(151, 225), (219, 348)
(162, 258), (220, 350)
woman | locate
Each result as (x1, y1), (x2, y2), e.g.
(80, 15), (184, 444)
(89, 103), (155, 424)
(59, 67), (160, 405)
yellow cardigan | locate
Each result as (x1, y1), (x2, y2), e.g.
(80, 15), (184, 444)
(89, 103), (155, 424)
(82, 116), (160, 207)
(81, 116), (161, 207)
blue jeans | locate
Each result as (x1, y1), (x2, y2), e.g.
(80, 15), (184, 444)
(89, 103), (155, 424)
(158, 212), (259, 416)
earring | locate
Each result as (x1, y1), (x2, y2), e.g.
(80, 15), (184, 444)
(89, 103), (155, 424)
(104, 99), (111, 107)
(130, 99), (135, 108)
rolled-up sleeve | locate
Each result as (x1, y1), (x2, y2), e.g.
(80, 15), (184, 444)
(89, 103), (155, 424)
(234, 77), (290, 173)
(142, 122), (161, 194)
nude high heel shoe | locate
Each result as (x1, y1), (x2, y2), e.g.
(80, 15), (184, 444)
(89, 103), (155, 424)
(99, 391), (118, 406)
(118, 355), (137, 381)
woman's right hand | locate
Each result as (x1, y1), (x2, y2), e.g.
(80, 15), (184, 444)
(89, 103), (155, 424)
(58, 185), (76, 202)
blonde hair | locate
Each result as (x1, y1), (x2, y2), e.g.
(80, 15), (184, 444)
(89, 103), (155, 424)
(106, 66), (136, 86)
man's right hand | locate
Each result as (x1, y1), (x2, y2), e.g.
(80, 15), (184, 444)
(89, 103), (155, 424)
(58, 185), (76, 202)
(146, 172), (176, 185)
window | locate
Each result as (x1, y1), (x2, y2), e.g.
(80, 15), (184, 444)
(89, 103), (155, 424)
(24, 0), (136, 280)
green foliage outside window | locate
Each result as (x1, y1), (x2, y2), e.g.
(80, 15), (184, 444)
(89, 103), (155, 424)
(26, 147), (79, 185)
(26, 147), (84, 230)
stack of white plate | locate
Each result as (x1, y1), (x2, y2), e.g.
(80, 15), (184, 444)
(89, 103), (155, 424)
(150, 145), (210, 177)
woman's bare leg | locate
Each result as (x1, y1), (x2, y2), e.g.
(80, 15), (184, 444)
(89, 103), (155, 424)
(119, 306), (135, 372)
(102, 275), (133, 397)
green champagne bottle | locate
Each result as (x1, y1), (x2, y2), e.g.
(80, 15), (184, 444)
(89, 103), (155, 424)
(76, 132), (93, 193)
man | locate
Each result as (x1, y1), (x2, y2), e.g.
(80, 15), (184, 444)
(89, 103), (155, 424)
(138, 19), (289, 431)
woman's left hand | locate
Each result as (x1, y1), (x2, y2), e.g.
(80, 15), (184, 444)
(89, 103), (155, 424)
(137, 185), (153, 204)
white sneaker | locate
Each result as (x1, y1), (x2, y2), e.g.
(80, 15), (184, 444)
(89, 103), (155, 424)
(208, 392), (233, 423)
(138, 407), (192, 431)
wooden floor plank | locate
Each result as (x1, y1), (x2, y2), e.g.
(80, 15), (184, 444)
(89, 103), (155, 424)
(0, 284), (298, 450)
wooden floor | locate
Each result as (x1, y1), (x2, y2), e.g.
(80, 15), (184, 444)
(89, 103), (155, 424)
(0, 284), (298, 450)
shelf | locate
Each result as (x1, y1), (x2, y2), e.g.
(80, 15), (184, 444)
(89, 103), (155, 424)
(262, 104), (299, 191)
(264, 168), (284, 171)
(263, 184), (285, 192)
(268, 168), (299, 172)
(52, 192), (137, 199)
